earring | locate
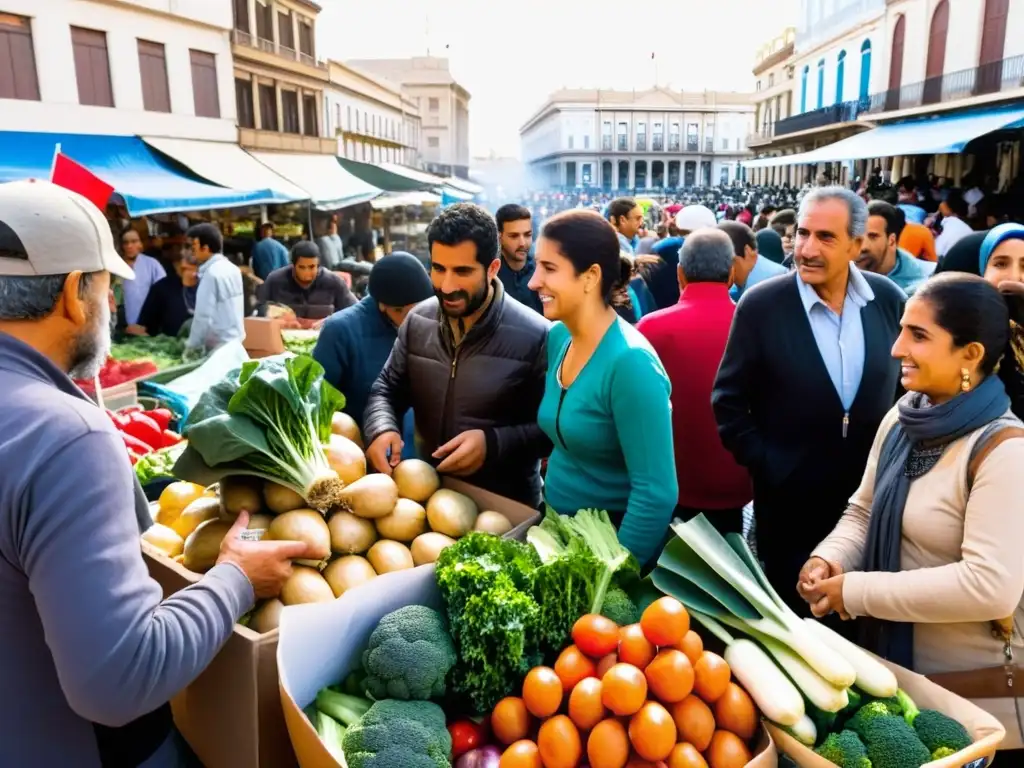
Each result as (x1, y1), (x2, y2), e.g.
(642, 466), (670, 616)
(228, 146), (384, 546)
(961, 368), (972, 393)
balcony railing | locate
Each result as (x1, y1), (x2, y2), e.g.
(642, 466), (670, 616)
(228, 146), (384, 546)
(617, 136), (627, 150)
(774, 98), (865, 136)
(279, 45), (297, 61)
(865, 53), (1024, 114)
(704, 138), (714, 152)
(258, 37), (274, 53)
(636, 137), (647, 150)
(686, 139), (699, 151)
(652, 137), (664, 151)
(601, 136), (612, 150)
(233, 29), (252, 46)
(232, 28), (326, 68)
(668, 136), (680, 151)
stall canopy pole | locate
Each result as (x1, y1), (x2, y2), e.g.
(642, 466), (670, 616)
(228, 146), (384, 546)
(307, 200), (314, 240)
(49, 142), (62, 179)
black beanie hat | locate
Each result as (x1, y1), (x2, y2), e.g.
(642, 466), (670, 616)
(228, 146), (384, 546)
(368, 251), (434, 307)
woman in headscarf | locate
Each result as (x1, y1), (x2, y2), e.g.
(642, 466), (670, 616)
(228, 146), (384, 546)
(935, 226), (1024, 419)
(800, 273), (1024, 751)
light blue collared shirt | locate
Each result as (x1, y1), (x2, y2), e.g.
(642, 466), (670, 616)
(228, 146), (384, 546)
(795, 265), (875, 411)
(730, 255), (788, 300)
(187, 253), (245, 352)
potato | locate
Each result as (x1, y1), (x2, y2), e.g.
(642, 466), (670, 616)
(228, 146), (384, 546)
(156, 481), (205, 528)
(474, 510), (513, 535)
(392, 459), (440, 503)
(182, 519), (232, 573)
(374, 498), (427, 542)
(267, 509), (331, 562)
(263, 482), (305, 514)
(325, 434), (367, 485)
(328, 511), (377, 554)
(280, 566), (334, 606)
(338, 474), (399, 519)
(219, 476), (263, 519)
(366, 540), (414, 574)
(323, 556), (377, 597)
(171, 497), (222, 539)
(411, 532), (456, 566)
(249, 599), (284, 634)
(141, 523), (185, 558)
(426, 489), (478, 538)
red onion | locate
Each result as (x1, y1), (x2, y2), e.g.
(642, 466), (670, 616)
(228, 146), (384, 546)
(455, 745), (502, 768)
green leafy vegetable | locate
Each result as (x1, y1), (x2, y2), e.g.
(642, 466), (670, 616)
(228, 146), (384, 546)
(173, 353), (346, 510)
(134, 441), (187, 485)
(111, 335), (187, 370)
(361, 606), (457, 701)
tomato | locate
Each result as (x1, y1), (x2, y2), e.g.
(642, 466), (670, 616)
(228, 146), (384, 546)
(573, 614), (621, 658)
(448, 719), (485, 759)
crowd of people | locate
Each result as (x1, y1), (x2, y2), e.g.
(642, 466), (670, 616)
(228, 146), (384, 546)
(4, 166), (1024, 765)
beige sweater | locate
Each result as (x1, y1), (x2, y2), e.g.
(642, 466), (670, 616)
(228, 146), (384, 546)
(813, 406), (1024, 748)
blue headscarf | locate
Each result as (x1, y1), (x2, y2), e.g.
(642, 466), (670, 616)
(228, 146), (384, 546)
(979, 223), (1024, 274)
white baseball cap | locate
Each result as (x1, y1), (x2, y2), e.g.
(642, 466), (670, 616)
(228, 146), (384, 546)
(0, 180), (134, 280)
(675, 204), (718, 233)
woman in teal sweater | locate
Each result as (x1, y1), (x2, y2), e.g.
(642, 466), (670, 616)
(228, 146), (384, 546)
(527, 210), (678, 564)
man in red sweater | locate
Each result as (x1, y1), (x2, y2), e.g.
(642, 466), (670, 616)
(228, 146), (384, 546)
(637, 229), (753, 535)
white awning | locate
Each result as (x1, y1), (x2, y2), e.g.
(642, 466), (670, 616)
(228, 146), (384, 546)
(378, 162), (446, 187)
(442, 175), (482, 195)
(372, 191), (441, 209)
(141, 137), (309, 202)
(744, 105), (1024, 168)
(248, 151), (381, 210)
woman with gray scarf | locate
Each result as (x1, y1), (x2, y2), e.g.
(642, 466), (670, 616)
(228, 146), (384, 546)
(799, 273), (1024, 750)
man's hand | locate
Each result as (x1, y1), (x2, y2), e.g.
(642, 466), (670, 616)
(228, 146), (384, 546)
(810, 574), (850, 621)
(125, 324), (148, 337)
(216, 511), (315, 599)
(366, 431), (403, 475)
(797, 556), (843, 605)
(433, 429), (487, 476)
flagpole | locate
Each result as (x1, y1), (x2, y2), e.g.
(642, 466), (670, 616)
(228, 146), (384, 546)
(49, 142), (62, 181)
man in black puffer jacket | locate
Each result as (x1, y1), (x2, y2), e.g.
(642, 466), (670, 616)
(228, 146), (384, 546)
(363, 204), (551, 507)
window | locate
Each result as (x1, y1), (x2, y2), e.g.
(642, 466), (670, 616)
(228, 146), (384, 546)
(617, 122), (628, 150)
(768, 73), (774, 87)
(137, 40), (170, 112)
(756, 80), (762, 91)
(583, 135), (590, 149)
(860, 38), (873, 101)
(233, 0), (249, 32)
(836, 50), (846, 103)
(816, 58), (825, 109)
(302, 94), (318, 136)
(800, 65), (809, 112)
(567, 134), (574, 149)
(669, 123), (680, 151)
(258, 83), (277, 130)
(428, 97), (439, 111)
(298, 21), (314, 57)
(235, 78), (254, 127)
(636, 121), (646, 151)
(255, 0), (272, 41)
(685, 123), (698, 152)
(581, 163), (592, 186)
(281, 90), (299, 133)
(190, 50), (220, 118)
(652, 121), (663, 151)
(0, 13), (40, 101)
(428, 136), (439, 148)
(722, 138), (730, 150)
(71, 27), (113, 107)
(278, 10), (294, 51)
(346, 105), (351, 129)
(602, 120), (612, 150)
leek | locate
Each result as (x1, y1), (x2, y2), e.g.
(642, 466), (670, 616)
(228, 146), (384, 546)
(655, 516), (856, 688)
(779, 714), (817, 746)
(691, 611), (805, 727)
(803, 618), (899, 698)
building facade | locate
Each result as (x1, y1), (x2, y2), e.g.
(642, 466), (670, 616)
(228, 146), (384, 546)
(231, 0), (335, 154)
(0, 0), (237, 140)
(751, 28), (798, 146)
(346, 57), (471, 179)
(323, 61), (422, 168)
(520, 88), (755, 190)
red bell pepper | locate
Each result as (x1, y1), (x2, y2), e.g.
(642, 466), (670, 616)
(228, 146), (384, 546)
(161, 429), (182, 448)
(447, 720), (486, 759)
(122, 432), (154, 455)
(145, 408), (174, 431)
(122, 412), (163, 449)
(120, 404), (144, 414)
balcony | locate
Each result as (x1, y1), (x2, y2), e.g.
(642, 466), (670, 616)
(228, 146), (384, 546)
(704, 138), (714, 152)
(686, 139), (699, 152)
(231, 28), (326, 70)
(601, 136), (612, 151)
(865, 53), (1024, 114)
(774, 99), (865, 136)
(668, 136), (680, 151)
(617, 136), (627, 151)
(652, 137), (664, 151)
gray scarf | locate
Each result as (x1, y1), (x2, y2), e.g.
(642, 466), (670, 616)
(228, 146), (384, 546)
(859, 374), (1011, 668)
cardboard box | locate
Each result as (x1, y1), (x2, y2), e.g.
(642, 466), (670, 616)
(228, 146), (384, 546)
(278, 550), (778, 768)
(244, 317), (286, 358)
(765, 657), (1005, 768)
(143, 478), (540, 768)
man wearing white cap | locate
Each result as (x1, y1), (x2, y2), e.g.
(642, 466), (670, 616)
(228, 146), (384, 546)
(648, 204), (718, 309)
(0, 180), (315, 767)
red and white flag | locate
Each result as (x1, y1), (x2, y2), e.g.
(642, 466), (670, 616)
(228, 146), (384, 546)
(49, 145), (114, 211)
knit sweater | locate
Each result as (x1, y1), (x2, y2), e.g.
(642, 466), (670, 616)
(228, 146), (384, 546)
(813, 405), (1024, 748)
(539, 319), (678, 564)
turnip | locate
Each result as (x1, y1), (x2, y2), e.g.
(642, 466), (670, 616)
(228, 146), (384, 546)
(323, 555), (377, 597)
(268, 509), (331, 565)
(264, 482), (305, 514)
(324, 434), (366, 485)
(330, 411), (362, 447)
(183, 519), (232, 573)
(219, 476), (263, 520)
(426, 489), (478, 538)
(172, 497), (222, 539)
(327, 510), (377, 554)
(411, 532), (456, 565)
(392, 459), (440, 503)
(374, 498), (427, 542)
(338, 474), (399, 519)
(281, 566), (334, 605)
(473, 510), (513, 536)
(141, 523), (185, 558)
(250, 599), (284, 634)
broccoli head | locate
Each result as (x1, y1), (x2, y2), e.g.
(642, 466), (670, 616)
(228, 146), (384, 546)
(859, 716), (931, 768)
(600, 586), (639, 627)
(814, 730), (871, 768)
(362, 606), (456, 701)
(912, 709), (971, 755)
(931, 747), (957, 760)
(341, 699), (452, 768)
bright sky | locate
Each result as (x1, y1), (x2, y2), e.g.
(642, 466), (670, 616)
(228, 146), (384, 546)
(318, 0), (799, 159)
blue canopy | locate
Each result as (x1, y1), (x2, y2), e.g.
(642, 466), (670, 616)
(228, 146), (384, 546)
(0, 132), (295, 215)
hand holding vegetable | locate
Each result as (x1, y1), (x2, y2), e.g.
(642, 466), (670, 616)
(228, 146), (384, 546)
(797, 556), (843, 605)
(366, 431), (404, 475)
(217, 510), (319, 599)
(433, 429), (487, 477)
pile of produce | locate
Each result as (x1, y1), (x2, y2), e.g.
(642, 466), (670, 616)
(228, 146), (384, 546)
(145, 376), (514, 634)
(75, 357), (158, 390)
(111, 335), (187, 370)
(105, 405), (182, 465)
(306, 594), (763, 768)
(281, 328), (319, 356)
(646, 514), (974, 766)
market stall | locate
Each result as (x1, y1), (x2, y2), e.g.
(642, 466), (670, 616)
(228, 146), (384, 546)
(128, 353), (1006, 768)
